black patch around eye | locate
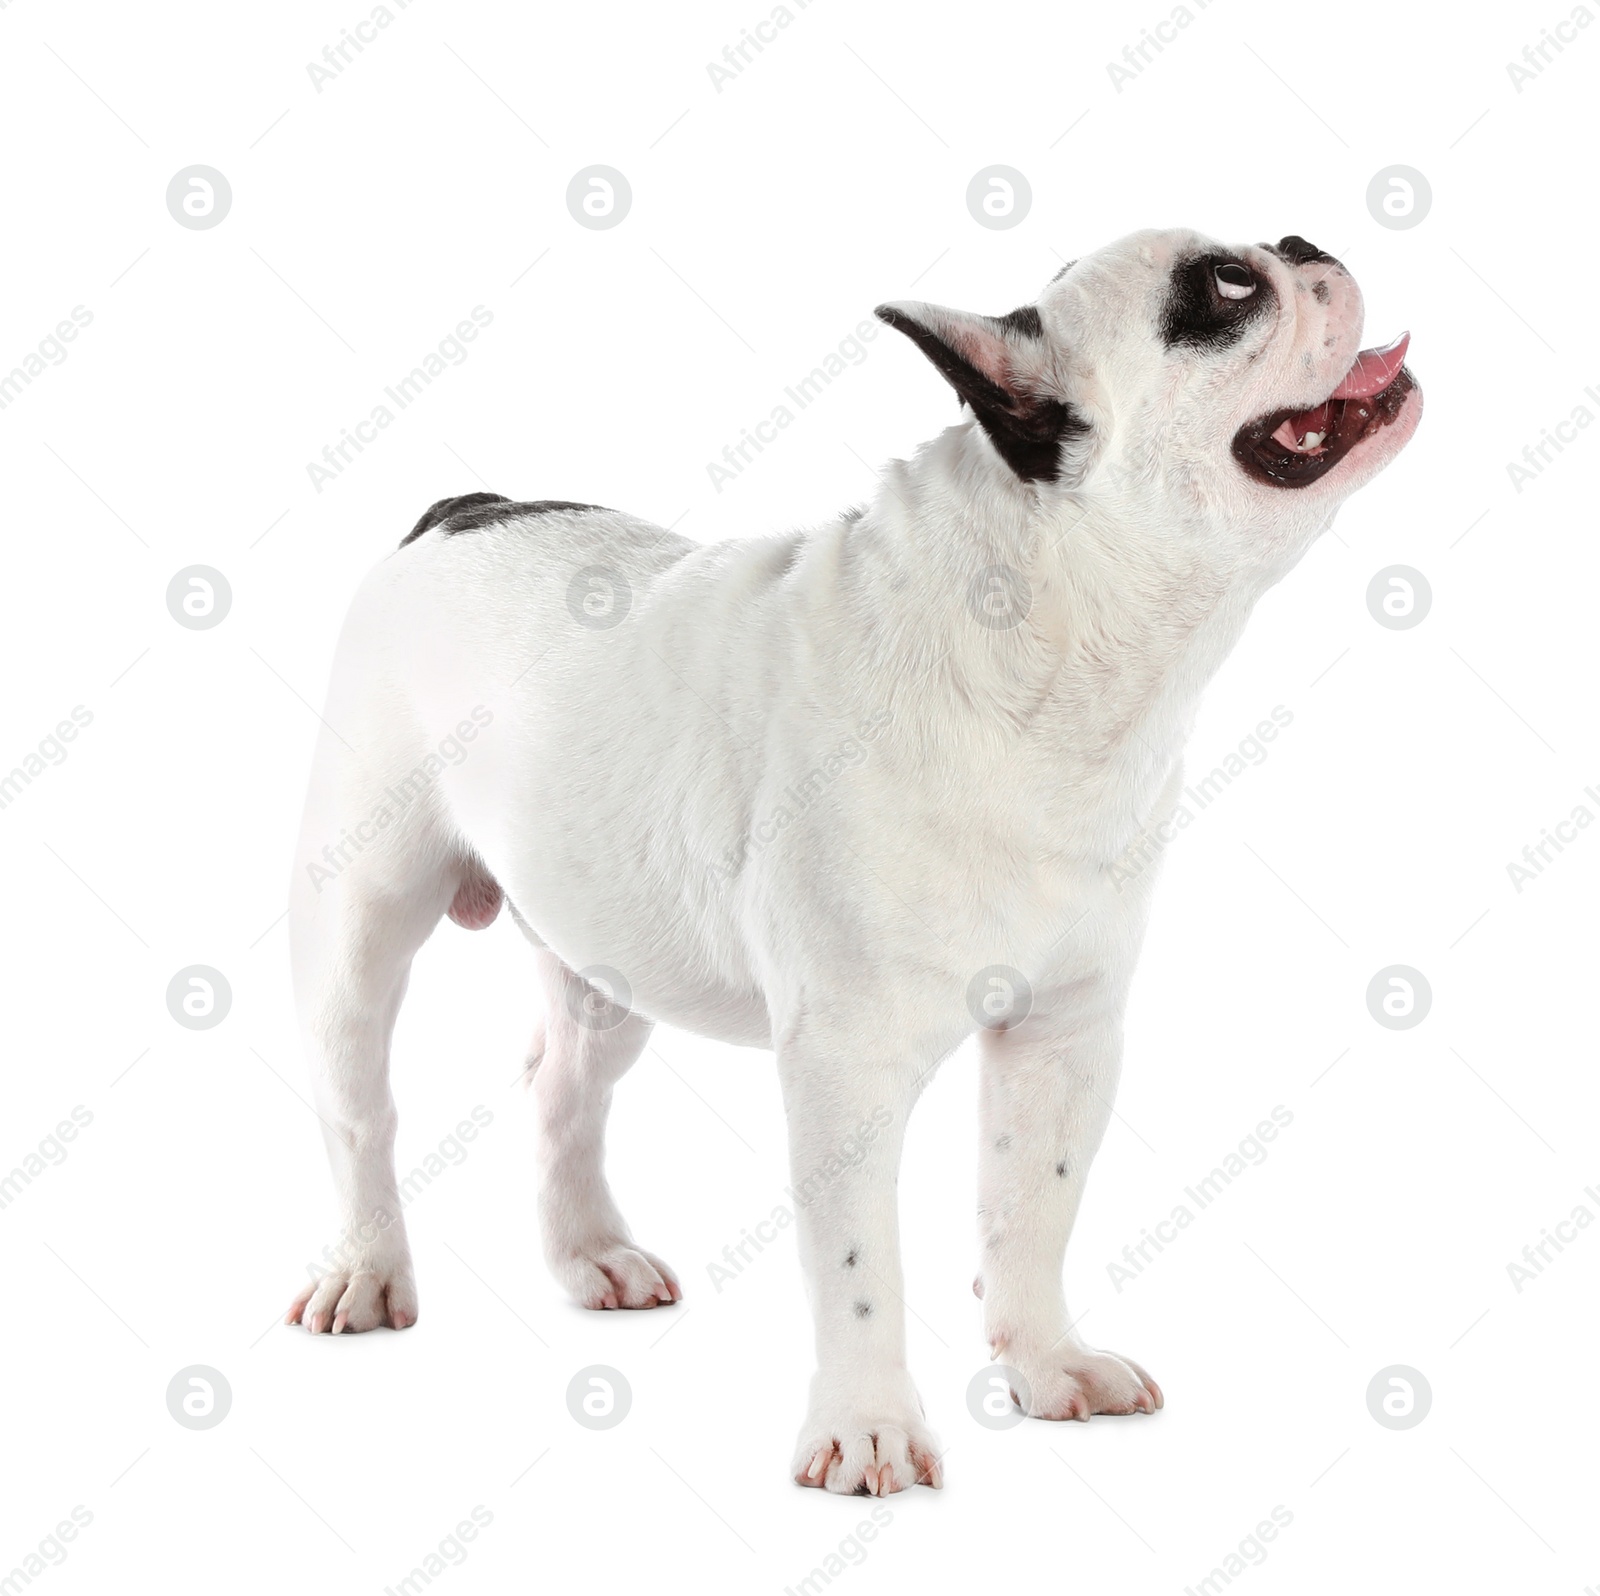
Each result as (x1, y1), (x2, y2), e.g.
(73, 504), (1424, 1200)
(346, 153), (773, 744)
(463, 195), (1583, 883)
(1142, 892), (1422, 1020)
(1159, 254), (1273, 352)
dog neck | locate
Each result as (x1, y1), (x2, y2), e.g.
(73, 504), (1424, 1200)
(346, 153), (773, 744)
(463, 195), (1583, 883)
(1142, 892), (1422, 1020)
(872, 422), (1274, 734)
(823, 419), (1304, 865)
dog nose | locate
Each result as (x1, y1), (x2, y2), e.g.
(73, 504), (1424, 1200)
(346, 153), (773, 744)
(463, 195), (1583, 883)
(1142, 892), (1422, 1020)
(1276, 235), (1339, 268)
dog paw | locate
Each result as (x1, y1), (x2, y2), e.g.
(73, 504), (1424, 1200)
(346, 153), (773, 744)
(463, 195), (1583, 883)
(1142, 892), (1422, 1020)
(552, 1241), (681, 1310)
(286, 1264), (418, 1334)
(792, 1378), (944, 1495)
(998, 1340), (1163, 1420)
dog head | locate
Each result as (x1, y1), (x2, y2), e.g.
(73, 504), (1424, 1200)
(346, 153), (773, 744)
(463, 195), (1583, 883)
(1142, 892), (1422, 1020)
(876, 228), (1421, 572)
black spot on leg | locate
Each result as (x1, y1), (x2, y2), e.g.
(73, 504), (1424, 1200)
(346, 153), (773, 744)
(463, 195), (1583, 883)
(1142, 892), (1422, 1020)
(853, 1300), (873, 1319)
(1055, 1160), (1068, 1177)
(844, 1249), (859, 1268)
(994, 1133), (1012, 1151)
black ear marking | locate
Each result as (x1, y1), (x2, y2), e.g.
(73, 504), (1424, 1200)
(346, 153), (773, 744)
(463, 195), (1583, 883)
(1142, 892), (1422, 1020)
(874, 300), (1089, 484)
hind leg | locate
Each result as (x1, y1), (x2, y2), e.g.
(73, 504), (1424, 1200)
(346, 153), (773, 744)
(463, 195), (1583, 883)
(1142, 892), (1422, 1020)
(283, 743), (463, 1333)
(529, 949), (679, 1309)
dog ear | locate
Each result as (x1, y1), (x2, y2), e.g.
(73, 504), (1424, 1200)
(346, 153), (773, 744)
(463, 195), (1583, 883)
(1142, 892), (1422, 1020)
(874, 300), (1088, 483)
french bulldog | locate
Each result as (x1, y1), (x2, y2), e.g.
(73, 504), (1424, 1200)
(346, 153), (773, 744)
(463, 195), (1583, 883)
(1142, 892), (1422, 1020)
(283, 227), (1420, 1495)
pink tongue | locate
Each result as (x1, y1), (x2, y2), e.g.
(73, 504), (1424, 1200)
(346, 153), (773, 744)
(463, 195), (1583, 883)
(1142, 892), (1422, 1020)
(1329, 331), (1410, 399)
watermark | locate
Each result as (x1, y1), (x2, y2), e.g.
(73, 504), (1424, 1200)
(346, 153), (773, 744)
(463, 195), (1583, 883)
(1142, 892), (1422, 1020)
(0, 307), (93, 411)
(0, 1507), (93, 1590)
(1505, 1184), (1599, 1292)
(1181, 1505), (1293, 1595)
(1365, 165), (1431, 230)
(1106, 0), (1219, 93)
(1505, 384), (1600, 492)
(966, 1364), (1031, 1429)
(566, 1365), (631, 1429)
(782, 1504), (892, 1595)
(967, 565), (1031, 629)
(1366, 566), (1430, 630)
(1366, 1364), (1431, 1430)
(1505, 782), (1600, 892)
(0, 706), (93, 812)
(306, 308), (494, 493)
(566, 565), (631, 629)
(305, 1106), (494, 1281)
(1106, 1105), (1293, 1292)
(166, 567), (231, 630)
(1365, 965), (1430, 1030)
(566, 166), (631, 230)
(381, 1506), (493, 1596)
(707, 1107), (893, 1292)
(306, 0), (421, 93)
(305, 708), (493, 892)
(167, 966), (231, 1030)
(966, 167), (1031, 230)
(708, 710), (892, 883)
(1507, 5), (1593, 93)
(706, 320), (884, 492)
(967, 965), (1032, 1031)
(706, 0), (817, 93)
(0, 1106), (93, 1213)
(566, 966), (632, 1032)
(166, 166), (231, 230)
(166, 1365), (232, 1431)
(1109, 706), (1293, 890)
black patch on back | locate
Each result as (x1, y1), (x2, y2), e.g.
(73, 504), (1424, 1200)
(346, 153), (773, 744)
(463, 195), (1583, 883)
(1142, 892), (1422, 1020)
(400, 492), (509, 547)
(1160, 254), (1275, 351)
(441, 498), (607, 533)
(874, 304), (1090, 484)
(399, 494), (610, 548)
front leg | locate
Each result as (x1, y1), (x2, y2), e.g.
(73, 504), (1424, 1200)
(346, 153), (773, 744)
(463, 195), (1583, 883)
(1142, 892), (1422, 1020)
(976, 980), (1163, 1420)
(779, 1028), (944, 1494)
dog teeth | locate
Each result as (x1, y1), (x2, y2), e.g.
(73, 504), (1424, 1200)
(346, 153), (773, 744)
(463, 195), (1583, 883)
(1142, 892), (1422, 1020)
(1299, 430), (1324, 450)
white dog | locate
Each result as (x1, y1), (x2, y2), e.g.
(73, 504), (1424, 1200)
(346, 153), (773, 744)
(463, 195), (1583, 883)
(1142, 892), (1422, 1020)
(284, 228), (1420, 1496)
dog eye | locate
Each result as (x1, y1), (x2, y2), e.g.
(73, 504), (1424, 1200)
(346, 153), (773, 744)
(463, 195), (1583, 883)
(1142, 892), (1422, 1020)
(1214, 262), (1255, 300)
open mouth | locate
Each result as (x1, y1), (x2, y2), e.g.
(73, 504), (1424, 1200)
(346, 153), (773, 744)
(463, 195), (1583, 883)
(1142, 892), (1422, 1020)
(1232, 332), (1414, 487)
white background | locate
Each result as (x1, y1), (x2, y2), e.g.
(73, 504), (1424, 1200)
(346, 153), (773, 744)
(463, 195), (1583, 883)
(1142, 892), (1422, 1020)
(1, 0), (1595, 1591)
